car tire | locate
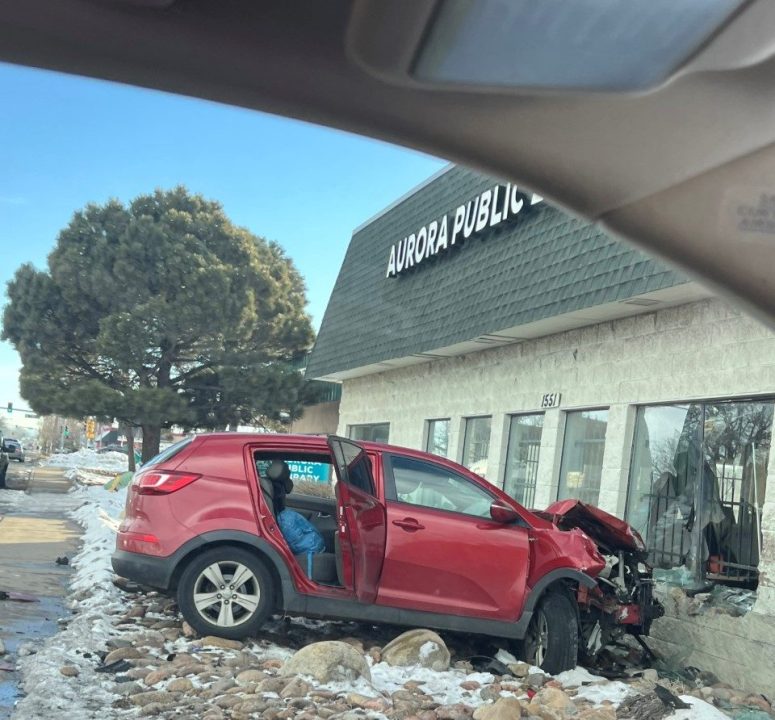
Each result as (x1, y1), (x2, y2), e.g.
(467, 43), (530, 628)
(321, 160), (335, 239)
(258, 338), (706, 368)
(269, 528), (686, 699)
(177, 546), (274, 640)
(518, 590), (579, 674)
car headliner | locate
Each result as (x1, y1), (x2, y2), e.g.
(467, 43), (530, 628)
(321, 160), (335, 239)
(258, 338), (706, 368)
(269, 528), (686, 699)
(1, 0), (774, 325)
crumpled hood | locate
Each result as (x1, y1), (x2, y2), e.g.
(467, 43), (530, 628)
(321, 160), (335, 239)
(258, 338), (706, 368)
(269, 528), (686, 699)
(535, 499), (647, 556)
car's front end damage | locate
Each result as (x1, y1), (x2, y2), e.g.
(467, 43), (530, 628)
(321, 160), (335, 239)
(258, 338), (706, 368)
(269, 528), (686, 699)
(534, 500), (664, 661)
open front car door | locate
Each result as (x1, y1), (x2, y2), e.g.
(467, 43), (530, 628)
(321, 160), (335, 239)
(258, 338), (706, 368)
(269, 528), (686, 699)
(328, 436), (386, 603)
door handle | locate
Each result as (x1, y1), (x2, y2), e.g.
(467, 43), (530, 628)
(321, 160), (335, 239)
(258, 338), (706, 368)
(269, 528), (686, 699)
(392, 518), (425, 531)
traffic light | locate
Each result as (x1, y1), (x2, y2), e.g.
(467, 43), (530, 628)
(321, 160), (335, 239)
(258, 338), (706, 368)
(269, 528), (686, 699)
(6, 402), (12, 414)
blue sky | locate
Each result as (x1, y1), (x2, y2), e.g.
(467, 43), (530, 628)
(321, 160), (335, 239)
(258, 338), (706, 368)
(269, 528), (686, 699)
(0, 62), (446, 414)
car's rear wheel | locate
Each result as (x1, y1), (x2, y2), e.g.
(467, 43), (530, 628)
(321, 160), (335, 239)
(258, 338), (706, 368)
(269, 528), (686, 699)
(178, 546), (274, 639)
(519, 590), (579, 674)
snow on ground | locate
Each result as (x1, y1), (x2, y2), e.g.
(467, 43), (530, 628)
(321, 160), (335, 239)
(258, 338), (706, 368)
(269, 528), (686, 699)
(555, 666), (607, 687)
(12, 485), (130, 719)
(574, 679), (634, 706)
(672, 697), (738, 720)
(41, 448), (130, 485)
(323, 663), (498, 708)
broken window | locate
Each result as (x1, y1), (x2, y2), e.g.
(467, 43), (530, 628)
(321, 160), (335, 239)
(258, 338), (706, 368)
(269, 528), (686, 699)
(626, 399), (773, 588)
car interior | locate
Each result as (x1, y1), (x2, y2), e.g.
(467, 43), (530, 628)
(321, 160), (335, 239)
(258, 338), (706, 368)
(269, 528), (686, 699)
(254, 452), (342, 587)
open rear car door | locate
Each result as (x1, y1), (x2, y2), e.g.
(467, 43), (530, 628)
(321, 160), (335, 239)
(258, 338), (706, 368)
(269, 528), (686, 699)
(328, 436), (386, 603)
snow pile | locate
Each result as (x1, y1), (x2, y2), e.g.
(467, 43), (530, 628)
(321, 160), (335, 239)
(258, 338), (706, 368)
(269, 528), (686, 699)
(12, 485), (129, 719)
(41, 449), (130, 485)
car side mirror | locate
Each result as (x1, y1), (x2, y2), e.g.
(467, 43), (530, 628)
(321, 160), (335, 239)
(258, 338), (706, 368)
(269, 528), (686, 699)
(490, 501), (520, 524)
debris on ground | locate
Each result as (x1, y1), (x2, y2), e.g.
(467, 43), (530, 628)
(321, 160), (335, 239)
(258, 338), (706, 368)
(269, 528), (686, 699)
(55, 556), (69, 565)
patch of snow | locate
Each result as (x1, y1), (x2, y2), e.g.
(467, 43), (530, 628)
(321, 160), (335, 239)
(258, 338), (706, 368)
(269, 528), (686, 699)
(419, 641), (438, 661)
(12, 485), (131, 720)
(555, 666), (606, 687)
(668, 697), (732, 720)
(574, 679), (633, 707)
(323, 663), (496, 707)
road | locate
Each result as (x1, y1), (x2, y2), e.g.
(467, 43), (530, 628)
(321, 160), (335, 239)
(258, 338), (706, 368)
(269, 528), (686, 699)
(0, 463), (81, 719)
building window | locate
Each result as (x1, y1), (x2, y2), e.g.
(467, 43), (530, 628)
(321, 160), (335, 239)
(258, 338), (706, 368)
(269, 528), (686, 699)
(503, 414), (544, 507)
(462, 416), (491, 475)
(426, 419), (450, 457)
(558, 409), (609, 505)
(348, 423), (390, 443)
(626, 399), (773, 588)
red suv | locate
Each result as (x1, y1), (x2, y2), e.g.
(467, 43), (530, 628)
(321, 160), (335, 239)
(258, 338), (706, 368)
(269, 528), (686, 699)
(112, 434), (662, 673)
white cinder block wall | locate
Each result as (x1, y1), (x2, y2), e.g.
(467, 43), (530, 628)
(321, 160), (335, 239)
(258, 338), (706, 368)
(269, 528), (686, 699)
(338, 297), (775, 654)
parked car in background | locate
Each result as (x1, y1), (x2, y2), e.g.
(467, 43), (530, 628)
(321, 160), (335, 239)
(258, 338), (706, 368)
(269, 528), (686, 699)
(0, 435), (9, 488)
(4, 438), (24, 463)
(113, 433), (663, 673)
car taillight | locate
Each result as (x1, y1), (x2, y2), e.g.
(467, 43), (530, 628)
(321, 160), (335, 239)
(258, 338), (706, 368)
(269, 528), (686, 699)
(133, 470), (201, 495)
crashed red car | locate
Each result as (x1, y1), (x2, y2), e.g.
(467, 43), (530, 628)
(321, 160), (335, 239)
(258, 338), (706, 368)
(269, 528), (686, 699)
(112, 433), (662, 673)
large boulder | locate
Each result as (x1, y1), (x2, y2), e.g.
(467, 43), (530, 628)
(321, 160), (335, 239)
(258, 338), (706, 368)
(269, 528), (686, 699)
(281, 640), (371, 683)
(381, 629), (451, 671)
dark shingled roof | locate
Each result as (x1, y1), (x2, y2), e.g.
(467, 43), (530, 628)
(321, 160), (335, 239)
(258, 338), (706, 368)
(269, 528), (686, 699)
(307, 165), (687, 379)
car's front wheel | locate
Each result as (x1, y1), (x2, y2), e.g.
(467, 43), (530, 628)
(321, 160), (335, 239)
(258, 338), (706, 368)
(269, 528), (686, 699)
(177, 546), (274, 639)
(519, 590), (579, 674)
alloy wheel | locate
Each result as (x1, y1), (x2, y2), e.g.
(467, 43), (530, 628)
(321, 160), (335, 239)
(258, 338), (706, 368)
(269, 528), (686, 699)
(525, 608), (549, 667)
(192, 560), (260, 628)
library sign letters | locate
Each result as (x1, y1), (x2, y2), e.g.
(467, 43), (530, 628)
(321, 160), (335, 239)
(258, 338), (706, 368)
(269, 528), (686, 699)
(385, 184), (543, 278)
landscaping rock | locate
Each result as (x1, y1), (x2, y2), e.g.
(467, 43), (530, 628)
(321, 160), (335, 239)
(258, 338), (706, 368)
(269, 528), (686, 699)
(280, 677), (312, 698)
(509, 662), (531, 678)
(210, 678), (238, 694)
(144, 667), (176, 686)
(201, 636), (243, 651)
(259, 676), (292, 693)
(125, 666), (153, 680)
(527, 673), (547, 690)
(533, 687), (576, 715)
(130, 690), (180, 707)
(105, 646), (143, 664)
(436, 703), (475, 719)
(235, 668), (266, 685)
(113, 681), (144, 697)
(214, 694), (243, 709)
(282, 640), (371, 682)
(234, 698), (272, 714)
(167, 677), (194, 693)
(59, 665), (79, 677)
(474, 697), (525, 720)
(381, 629), (450, 671)
(346, 692), (390, 712)
(528, 706), (563, 720)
